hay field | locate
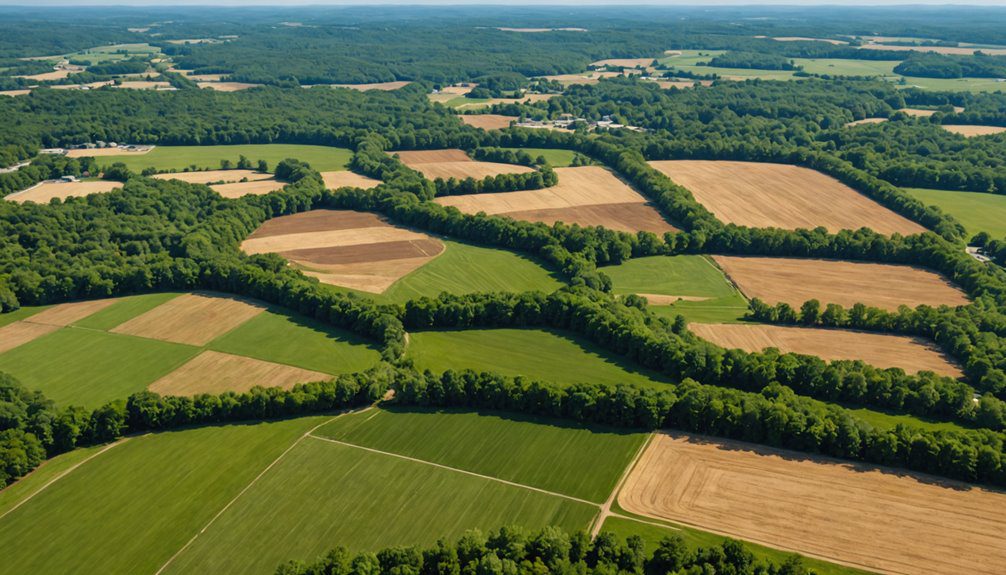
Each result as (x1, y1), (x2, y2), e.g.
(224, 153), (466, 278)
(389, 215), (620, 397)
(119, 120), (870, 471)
(690, 323), (962, 376)
(0, 322), (60, 354)
(460, 114), (517, 130)
(591, 57), (655, 68)
(197, 81), (260, 91)
(619, 432), (1006, 575)
(114, 81), (174, 90)
(900, 108), (938, 117)
(941, 124), (1006, 137)
(713, 256), (970, 311)
(321, 170), (381, 189)
(65, 147), (151, 158)
(111, 292), (266, 345)
(435, 166), (678, 234)
(241, 210), (445, 293)
(149, 350), (330, 395)
(7, 180), (121, 203)
(860, 43), (1006, 56)
(152, 169), (271, 184)
(773, 36), (847, 44)
(846, 118), (888, 126)
(331, 81), (411, 91)
(393, 148), (535, 180)
(647, 160), (926, 235)
(210, 179), (285, 197)
(0, 89), (31, 97)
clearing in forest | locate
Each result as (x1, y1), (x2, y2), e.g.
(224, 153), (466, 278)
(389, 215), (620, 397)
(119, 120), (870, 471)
(590, 57), (655, 68)
(690, 323), (962, 377)
(392, 148), (535, 180)
(904, 187), (1006, 238)
(619, 432), (1006, 575)
(712, 256), (970, 311)
(148, 350), (330, 395)
(647, 160), (926, 235)
(6, 180), (122, 204)
(321, 171), (381, 189)
(845, 118), (888, 127)
(153, 169), (285, 196)
(241, 209), (445, 293)
(94, 144), (353, 173)
(110, 292), (266, 346)
(460, 114), (518, 130)
(65, 147), (152, 158)
(196, 82), (261, 91)
(940, 125), (1006, 137)
(330, 81), (411, 91)
(435, 166), (678, 234)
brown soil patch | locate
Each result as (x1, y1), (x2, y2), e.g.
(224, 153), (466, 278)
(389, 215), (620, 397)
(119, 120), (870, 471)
(648, 160), (926, 235)
(152, 169), (271, 184)
(393, 148), (534, 180)
(0, 322), (59, 354)
(941, 125), (1006, 137)
(713, 256), (970, 311)
(149, 350), (330, 396)
(436, 166), (678, 234)
(7, 181), (122, 204)
(241, 210), (445, 293)
(332, 81), (411, 91)
(590, 58), (655, 68)
(691, 323), (962, 376)
(321, 171), (381, 190)
(65, 147), (151, 158)
(111, 292), (265, 346)
(460, 115), (518, 130)
(620, 432), (1006, 575)
(197, 82), (261, 92)
(846, 117), (888, 126)
(0, 90), (31, 97)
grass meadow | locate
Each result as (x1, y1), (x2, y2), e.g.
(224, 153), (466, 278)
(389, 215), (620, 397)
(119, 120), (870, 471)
(98, 144), (353, 173)
(502, 147), (578, 167)
(406, 328), (671, 390)
(906, 187), (1006, 238)
(317, 407), (646, 502)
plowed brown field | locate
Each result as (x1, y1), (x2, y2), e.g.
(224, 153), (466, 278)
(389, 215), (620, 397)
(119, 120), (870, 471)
(648, 160), (926, 235)
(619, 432), (1006, 575)
(691, 323), (961, 376)
(392, 148), (534, 180)
(111, 292), (265, 345)
(148, 350), (330, 395)
(713, 256), (969, 311)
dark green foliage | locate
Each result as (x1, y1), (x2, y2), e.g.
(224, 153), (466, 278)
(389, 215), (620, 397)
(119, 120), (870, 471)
(707, 51), (799, 71)
(894, 52), (1006, 79)
(0, 154), (97, 197)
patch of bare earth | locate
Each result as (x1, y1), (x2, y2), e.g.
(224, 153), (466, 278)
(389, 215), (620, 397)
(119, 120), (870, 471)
(241, 210), (445, 293)
(331, 81), (411, 91)
(941, 125), (1006, 137)
(619, 432), (1006, 575)
(691, 323), (962, 377)
(846, 118), (888, 126)
(713, 256), (970, 311)
(321, 171), (381, 190)
(110, 292), (265, 346)
(392, 148), (534, 180)
(149, 350), (330, 395)
(7, 181), (122, 204)
(460, 115), (518, 130)
(648, 160), (925, 235)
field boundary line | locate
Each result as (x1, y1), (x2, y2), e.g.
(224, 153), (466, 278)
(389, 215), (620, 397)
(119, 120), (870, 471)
(590, 432), (653, 538)
(153, 409), (367, 575)
(307, 434), (598, 506)
(0, 437), (129, 522)
(700, 255), (747, 302)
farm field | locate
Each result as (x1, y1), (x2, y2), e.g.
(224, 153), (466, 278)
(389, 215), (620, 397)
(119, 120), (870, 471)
(320, 170), (382, 189)
(5, 180), (121, 203)
(618, 432), (1006, 575)
(690, 323), (962, 377)
(148, 350), (331, 395)
(648, 160), (926, 235)
(405, 328), (672, 391)
(502, 147), (578, 167)
(392, 148), (535, 180)
(713, 256), (970, 311)
(153, 168), (285, 197)
(941, 124), (1006, 137)
(905, 187), (1006, 237)
(601, 255), (748, 323)
(459, 114), (517, 130)
(95, 144), (353, 173)
(435, 166), (679, 234)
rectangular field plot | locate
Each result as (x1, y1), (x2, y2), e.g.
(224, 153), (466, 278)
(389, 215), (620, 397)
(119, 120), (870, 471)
(70, 292), (183, 331)
(435, 166), (678, 234)
(6, 180), (123, 204)
(713, 256), (970, 311)
(618, 432), (1006, 575)
(110, 292), (266, 345)
(148, 350), (332, 395)
(317, 407), (646, 502)
(161, 435), (598, 574)
(648, 160), (926, 235)
(406, 328), (671, 391)
(691, 323), (962, 377)
(95, 144), (353, 173)
(906, 187), (1006, 238)
(393, 148), (535, 180)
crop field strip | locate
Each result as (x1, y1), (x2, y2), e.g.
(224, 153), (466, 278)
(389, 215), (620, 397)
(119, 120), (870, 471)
(618, 432), (1006, 575)
(435, 166), (679, 234)
(6, 180), (122, 204)
(92, 144), (354, 173)
(940, 125), (1006, 137)
(110, 292), (267, 346)
(459, 114), (517, 130)
(648, 160), (927, 235)
(321, 170), (382, 189)
(393, 148), (536, 180)
(905, 187), (1006, 237)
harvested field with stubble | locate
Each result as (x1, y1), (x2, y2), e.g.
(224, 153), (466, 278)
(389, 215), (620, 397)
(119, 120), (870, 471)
(197, 81), (261, 91)
(713, 256), (970, 311)
(241, 210), (445, 293)
(0, 322), (59, 354)
(435, 166), (678, 234)
(152, 169), (271, 184)
(211, 179), (285, 197)
(690, 323), (962, 376)
(0, 299), (117, 355)
(648, 160), (926, 235)
(111, 292), (266, 345)
(941, 124), (1006, 137)
(321, 171), (381, 189)
(590, 57), (655, 68)
(332, 81), (411, 91)
(7, 180), (122, 203)
(148, 350), (330, 395)
(460, 114), (518, 130)
(846, 118), (888, 127)
(619, 432), (1006, 575)
(393, 148), (534, 180)
(65, 147), (152, 158)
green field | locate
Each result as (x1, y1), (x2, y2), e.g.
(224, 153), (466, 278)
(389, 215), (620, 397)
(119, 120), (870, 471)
(72, 292), (182, 331)
(503, 147), (578, 167)
(659, 50), (797, 81)
(406, 328), (671, 390)
(0, 443), (108, 517)
(317, 407), (646, 501)
(602, 255), (749, 323)
(0, 305), (49, 327)
(97, 144), (353, 173)
(64, 43), (161, 64)
(906, 187), (1006, 238)
(794, 58), (897, 77)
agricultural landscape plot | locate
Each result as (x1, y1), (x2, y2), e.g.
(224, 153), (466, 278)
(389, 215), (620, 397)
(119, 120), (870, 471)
(6, 180), (121, 203)
(459, 114), (517, 130)
(940, 125), (1006, 137)
(393, 148), (535, 180)
(94, 144), (353, 173)
(435, 166), (678, 234)
(619, 433), (1006, 575)
(320, 170), (381, 189)
(648, 160), (926, 235)
(153, 169), (285, 197)
(713, 256), (971, 311)
(905, 187), (1006, 237)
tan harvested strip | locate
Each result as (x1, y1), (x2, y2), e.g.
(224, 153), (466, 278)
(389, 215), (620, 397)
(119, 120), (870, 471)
(149, 351), (331, 395)
(406, 161), (534, 181)
(331, 81), (411, 91)
(846, 118), (888, 126)
(23, 299), (118, 326)
(281, 238), (445, 265)
(941, 125), (1006, 137)
(248, 209), (386, 238)
(713, 256), (969, 311)
(65, 147), (150, 158)
(197, 82), (261, 91)
(0, 322), (59, 354)
(299, 256), (438, 294)
(211, 179), (285, 198)
(504, 203), (677, 234)
(691, 323), (962, 377)
(7, 181), (122, 204)
(636, 293), (710, 305)
(321, 171), (381, 190)
(111, 292), (265, 346)
(242, 226), (429, 255)
(460, 115), (518, 130)
(619, 432), (1006, 575)
(152, 170), (272, 184)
